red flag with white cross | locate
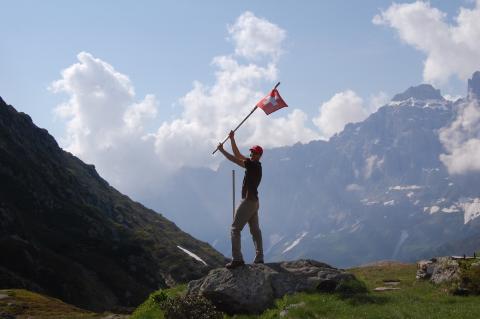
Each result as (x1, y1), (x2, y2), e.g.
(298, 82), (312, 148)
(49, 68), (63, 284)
(256, 88), (288, 115)
(213, 82), (287, 155)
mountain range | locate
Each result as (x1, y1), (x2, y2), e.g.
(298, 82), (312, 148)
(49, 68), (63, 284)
(0, 96), (226, 312)
(2, 71), (479, 312)
(146, 72), (480, 268)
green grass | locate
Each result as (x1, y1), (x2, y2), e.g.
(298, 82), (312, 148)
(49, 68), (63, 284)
(129, 284), (187, 319)
(131, 262), (480, 319)
(0, 289), (100, 319)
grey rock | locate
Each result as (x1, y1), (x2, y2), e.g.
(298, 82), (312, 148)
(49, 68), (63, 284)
(416, 257), (460, 284)
(468, 71), (480, 99)
(391, 84), (443, 101)
(416, 260), (435, 280)
(431, 257), (460, 284)
(187, 259), (355, 315)
(373, 287), (401, 291)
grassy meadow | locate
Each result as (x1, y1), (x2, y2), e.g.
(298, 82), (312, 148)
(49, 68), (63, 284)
(2, 261), (479, 318)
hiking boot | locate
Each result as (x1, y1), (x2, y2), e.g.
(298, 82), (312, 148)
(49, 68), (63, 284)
(253, 259), (264, 264)
(225, 260), (245, 269)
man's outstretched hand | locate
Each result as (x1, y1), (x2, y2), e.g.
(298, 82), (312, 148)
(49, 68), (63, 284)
(217, 142), (224, 152)
(229, 130), (235, 139)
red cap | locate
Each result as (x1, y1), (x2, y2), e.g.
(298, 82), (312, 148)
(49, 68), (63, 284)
(249, 145), (263, 155)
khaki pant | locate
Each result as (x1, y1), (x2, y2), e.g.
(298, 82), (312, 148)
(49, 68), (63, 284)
(231, 199), (263, 262)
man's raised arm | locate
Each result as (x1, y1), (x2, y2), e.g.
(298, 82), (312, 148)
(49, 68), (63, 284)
(217, 143), (245, 168)
(229, 131), (247, 161)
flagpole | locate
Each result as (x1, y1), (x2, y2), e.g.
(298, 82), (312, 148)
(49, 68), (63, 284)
(212, 82), (280, 155)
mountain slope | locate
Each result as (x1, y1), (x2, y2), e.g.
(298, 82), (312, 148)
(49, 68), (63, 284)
(260, 84), (480, 266)
(145, 78), (480, 268)
(0, 96), (226, 311)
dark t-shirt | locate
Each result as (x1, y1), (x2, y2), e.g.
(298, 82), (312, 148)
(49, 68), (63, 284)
(241, 159), (262, 200)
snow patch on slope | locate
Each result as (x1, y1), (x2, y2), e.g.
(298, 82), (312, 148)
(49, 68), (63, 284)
(389, 185), (422, 191)
(177, 246), (207, 265)
(282, 231), (308, 254)
(383, 200), (395, 206)
(459, 198), (480, 224)
(423, 198), (480, 224)
(424, 206), (440, 214)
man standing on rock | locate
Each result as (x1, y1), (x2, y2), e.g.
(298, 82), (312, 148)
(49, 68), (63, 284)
(217, 131), (264, 269)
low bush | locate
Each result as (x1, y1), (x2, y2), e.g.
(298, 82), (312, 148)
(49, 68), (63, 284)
(459, 264), (480, 295)
(152, 292), (223, 319)
(335, 278), (368, 297)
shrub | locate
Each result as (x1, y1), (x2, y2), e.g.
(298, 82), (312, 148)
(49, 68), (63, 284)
(151, 290), (169, 304)
(459, 264), (480, 295)
(153, 293), (223, 319)
(335, 279), (368, 297)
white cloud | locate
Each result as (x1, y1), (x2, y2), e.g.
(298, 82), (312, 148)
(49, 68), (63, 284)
(124, 95), (157, 131)
(50, 52), (161, 196)
(51, 12), (392, 200)
(439, 99), (480, 174)
(150, 12), (321, 170)
(312, 90), (386, 139)
(373, 1), (480, 84)
(369, 91), (389, 110)
(51, 12), (321, 196)
(245, 109), (319, 148)
(228, 11), (286, 61)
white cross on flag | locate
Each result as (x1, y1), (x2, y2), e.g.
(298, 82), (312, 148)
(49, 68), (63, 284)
(256, 88), (288, 115)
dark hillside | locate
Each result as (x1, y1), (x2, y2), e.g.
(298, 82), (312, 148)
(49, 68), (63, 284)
(0, 96), (226, 311)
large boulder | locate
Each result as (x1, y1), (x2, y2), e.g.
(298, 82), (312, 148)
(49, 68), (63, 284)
(416, 257), (461, 284)
(187, 259), (355, 315)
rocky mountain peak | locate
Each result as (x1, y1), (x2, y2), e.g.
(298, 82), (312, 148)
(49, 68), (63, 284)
(391, 84), (443, 102)
(468, 71), (480, 99)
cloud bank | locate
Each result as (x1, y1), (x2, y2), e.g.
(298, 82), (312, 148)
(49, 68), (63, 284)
(313, 90), (388, 138)
(52, 12), (384, 196)
(51, 52), (161, 196)
(440, 99), (480, 174)
(228, 11), (286, 61)
(152, 11), (318, 170)
(373, 0), (480, 85)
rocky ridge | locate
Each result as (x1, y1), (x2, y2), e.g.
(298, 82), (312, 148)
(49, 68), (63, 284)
(149, 71), (480, 268)
(0, 96), (226, 311)
(468, 71), (480, 98)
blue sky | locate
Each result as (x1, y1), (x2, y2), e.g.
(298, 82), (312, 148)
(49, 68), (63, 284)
(1, 1), (471, 133)
(1, 0), (479, 197)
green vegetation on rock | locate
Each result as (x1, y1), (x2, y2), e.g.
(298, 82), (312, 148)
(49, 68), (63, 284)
(130, 285), (186, 319)
(454, 259), (480, 295)
(131, 262), (480, 319)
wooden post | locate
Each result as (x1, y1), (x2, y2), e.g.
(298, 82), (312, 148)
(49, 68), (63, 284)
(232, 170), (235, 220)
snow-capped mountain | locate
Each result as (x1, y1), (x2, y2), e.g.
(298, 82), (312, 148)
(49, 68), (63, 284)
(148, 72), (480, 268)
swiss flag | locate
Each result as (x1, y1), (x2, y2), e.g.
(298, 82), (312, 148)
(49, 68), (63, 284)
(256, 89), (288, 115)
